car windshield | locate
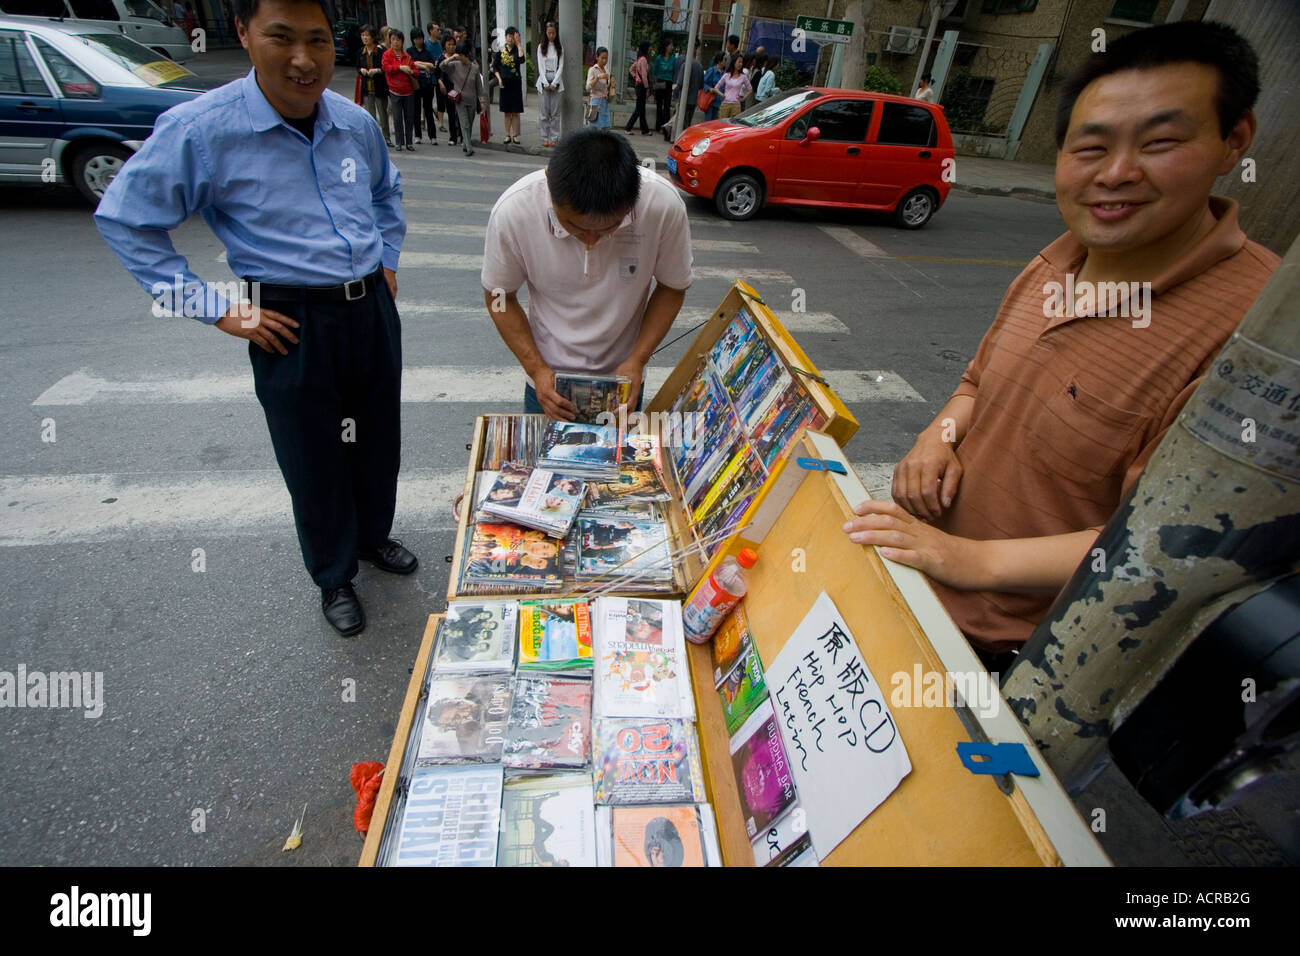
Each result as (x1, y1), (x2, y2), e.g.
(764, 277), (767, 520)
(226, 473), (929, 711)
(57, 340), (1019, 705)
(731, 89), (823, 128)
(70, 31), (198, 86)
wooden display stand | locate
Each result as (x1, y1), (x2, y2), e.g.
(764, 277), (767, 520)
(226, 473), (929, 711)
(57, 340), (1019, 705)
(361, 429), (1109, 867)
(445, 281), (858, 602)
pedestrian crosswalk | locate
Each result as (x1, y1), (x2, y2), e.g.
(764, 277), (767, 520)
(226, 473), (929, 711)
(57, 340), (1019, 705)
(4, 150), (935, 550)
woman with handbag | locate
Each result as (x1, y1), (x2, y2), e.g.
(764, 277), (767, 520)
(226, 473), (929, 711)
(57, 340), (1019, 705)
(441, 42), (486, 156)
(493, 26), (525, 145)
(623, 40), (650, 135)
(702, 52), (724, 121)
(357, 26), (392, 147)
(535, 21), (564, 147)
(585, 46), (613, 128)
(651, 40), (675, 138)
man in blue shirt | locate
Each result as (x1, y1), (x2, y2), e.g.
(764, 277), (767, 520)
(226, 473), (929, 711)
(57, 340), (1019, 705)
(95, 0), (416, 638)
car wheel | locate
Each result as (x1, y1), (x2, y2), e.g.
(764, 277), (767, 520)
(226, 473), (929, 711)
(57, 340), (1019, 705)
(893, 187), (936, 229)
(715, 172), (763, 221)
(71, 143), (132, 206)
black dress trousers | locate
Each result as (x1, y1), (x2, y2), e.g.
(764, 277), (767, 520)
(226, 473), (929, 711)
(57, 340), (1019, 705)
(248, 281), (402, 590)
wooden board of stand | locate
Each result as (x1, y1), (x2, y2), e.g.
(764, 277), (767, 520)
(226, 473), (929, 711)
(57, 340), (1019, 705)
(444, 281), (858, 603)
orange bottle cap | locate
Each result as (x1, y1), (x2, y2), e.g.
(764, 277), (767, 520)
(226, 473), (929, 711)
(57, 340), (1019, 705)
(736, 547), (758, 568)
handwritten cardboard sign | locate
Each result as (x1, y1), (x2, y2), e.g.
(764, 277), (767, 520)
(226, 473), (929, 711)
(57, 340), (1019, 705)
(765, 591), (911, 857)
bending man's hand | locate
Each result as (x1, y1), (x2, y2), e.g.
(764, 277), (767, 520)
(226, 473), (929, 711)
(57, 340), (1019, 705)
(533, 366), (577, 421)
(892, 428), (963, 522)
(843, 499), (981, 591)
(215, 304), (299, 355)
(613, 356), (644, 413)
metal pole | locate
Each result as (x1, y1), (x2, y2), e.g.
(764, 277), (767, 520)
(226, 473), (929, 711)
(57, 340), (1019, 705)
(1003, 235), (1300, 793)
(909, 0), (940, 99)
(670, 1), (701, 141)
(558, 0), (582, 137)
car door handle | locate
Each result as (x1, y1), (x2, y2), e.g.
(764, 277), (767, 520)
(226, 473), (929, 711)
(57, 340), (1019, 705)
(846, 146), (860, 155)
(18, 102), (54, 112)
(919, 150), (932, 158)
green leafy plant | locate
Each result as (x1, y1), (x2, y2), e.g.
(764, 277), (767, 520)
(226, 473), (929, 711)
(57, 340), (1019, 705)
(863, 65), (901, 95)
(940, 67), (994, 133)
(775, 61), (798, 90)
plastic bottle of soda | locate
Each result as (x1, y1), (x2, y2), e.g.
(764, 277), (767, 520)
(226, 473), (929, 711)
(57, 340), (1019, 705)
(682, 548), (758, 644)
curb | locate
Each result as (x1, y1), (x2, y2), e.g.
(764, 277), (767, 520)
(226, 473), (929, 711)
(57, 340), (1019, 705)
(951, 183), (1056, 202)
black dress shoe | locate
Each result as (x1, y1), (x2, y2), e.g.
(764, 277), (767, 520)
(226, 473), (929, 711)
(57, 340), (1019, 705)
(322, 584), (365, 636)
(358, 538), (419, 575)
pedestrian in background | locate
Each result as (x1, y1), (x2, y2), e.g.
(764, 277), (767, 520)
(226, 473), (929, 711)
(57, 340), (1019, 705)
(672, 41), (703, 131)
(585, 46), (613, 128)
(427, 23), (446, 132)
(536, 21), (564, 147)
(914, 73), (935, 102)
(493, 26), (525, 145)
(623, 40), (650, 134)
(756, 55), (779, 102)
(712, 53), (750, 119)
(442, 40), (485, 155)
(652, 39), (675, 140)
(383, 28), (417, 150)
(409, 30), (437, 144)
(436, 39), (461, 145)
(95, 0), (415, 638)
(357, 26), (392, 146)
(702, 52), (724, 121)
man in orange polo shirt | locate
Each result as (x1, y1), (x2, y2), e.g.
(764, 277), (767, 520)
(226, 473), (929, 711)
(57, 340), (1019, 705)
(842, 21), (1281, 671)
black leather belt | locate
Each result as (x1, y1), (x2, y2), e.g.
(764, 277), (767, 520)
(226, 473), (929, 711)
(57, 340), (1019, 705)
(250, 266), (386, 303)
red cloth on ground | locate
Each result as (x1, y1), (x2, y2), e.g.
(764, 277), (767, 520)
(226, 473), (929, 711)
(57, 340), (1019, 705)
(350, 761), (385, 835)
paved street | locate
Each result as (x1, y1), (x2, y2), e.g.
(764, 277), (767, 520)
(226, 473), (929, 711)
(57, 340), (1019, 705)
(6, 53), (1284, 868)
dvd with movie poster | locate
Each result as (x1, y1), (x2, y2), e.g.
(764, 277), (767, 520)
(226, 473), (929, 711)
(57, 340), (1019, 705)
(497, 773), (598, 867)
(388, 764), (503, 867)
(431, 601), (519, 674)
(502, 675), (593, 770)
(611, 805), (708, 867)
(415, 674), (513, 765)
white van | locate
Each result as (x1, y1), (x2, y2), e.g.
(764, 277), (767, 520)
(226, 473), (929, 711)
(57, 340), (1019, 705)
(0, 0), (193, 61)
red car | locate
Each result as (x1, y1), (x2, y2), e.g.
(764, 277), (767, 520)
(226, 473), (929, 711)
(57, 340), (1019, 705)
(667, 87), (954, 228)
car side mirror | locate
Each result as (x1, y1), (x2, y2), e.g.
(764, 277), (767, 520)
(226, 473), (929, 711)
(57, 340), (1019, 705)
(799, 126), (821, 146)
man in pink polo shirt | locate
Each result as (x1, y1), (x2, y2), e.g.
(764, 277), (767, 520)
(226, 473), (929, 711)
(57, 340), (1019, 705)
(481, 128), (693, 419)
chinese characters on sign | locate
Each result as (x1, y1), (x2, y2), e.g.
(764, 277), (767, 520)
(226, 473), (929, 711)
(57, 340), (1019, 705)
(765, 591), (911, 857)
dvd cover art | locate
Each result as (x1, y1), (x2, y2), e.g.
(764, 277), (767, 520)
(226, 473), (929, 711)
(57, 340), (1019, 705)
(431, 601), (519, 674)
(502, 675), (593, 770)
(415, 675), (513, 765)
(389, 764), (503, 867)
(593, 717), (705, 805)
(463, 522), (565, 589)
(576, 515), (673, 581)
(611, 805), (707, 867)
(729, 702), (797, 838)
(537, 421), (621, 478)
(719, 644), (768, 736)
(497, 774), (597, 867)
(518, 599), (594, 671)
(554, 373), (631, 425)
(712, 605), (752, 685)
(478, 462), (586, 537)
(593, 598), (692, 720)
(585, 466), (671, 509)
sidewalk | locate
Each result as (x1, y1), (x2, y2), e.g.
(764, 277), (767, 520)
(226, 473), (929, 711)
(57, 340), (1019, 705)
(471, 91), (1057, 201)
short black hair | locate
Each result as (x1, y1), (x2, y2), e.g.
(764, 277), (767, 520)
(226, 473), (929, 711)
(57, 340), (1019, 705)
(1055, 20), (1259, 148)
(233, 0), (333, 28)
(388, 28), (403, 42)
(727, 34), (739, 46)
(547, 128), (641, 216)
(713, 52), (725, 65)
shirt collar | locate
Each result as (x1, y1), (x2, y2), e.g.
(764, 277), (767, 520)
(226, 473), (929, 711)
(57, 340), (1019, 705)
(242, 67), (354, 136)
(1038, 196), (1247, 297)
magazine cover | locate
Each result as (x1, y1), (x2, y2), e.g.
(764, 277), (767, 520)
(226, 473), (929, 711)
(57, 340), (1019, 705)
(389, 764), (503, 867)
(719, 645), (768, 736)
(478, 462), (587, 537)
(502, 675), (593, 770)
(729, 701), (798, 839)
(537, 421), (621, 478)
(593, 717), (706, 805)
(712, 605), (752, 685)
(415, 674), (513, 766)
(518, 599), (594, 672)
(611, 805), (707, 867)
(554, 373), (630, 425)
(497, 774), (598, 867)
(593, 598), (693, 719)
(463, 522), (565, 589)
(431, 601), (519, 674)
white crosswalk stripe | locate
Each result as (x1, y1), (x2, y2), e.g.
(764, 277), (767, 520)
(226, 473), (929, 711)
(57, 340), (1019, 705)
(400, 195), (732, 228)
(33, 366), (923, 405)
(0, 469), (468, 546)
(674, 307), (849, 334)
(820, 225), (890, 259)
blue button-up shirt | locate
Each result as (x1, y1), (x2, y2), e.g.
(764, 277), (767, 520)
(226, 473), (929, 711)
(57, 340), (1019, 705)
(95, 68), (405, 324)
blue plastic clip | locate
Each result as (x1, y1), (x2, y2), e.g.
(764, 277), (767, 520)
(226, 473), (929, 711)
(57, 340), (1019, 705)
(956, 741), (1040, 777)
(796, 457), (847, 475)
